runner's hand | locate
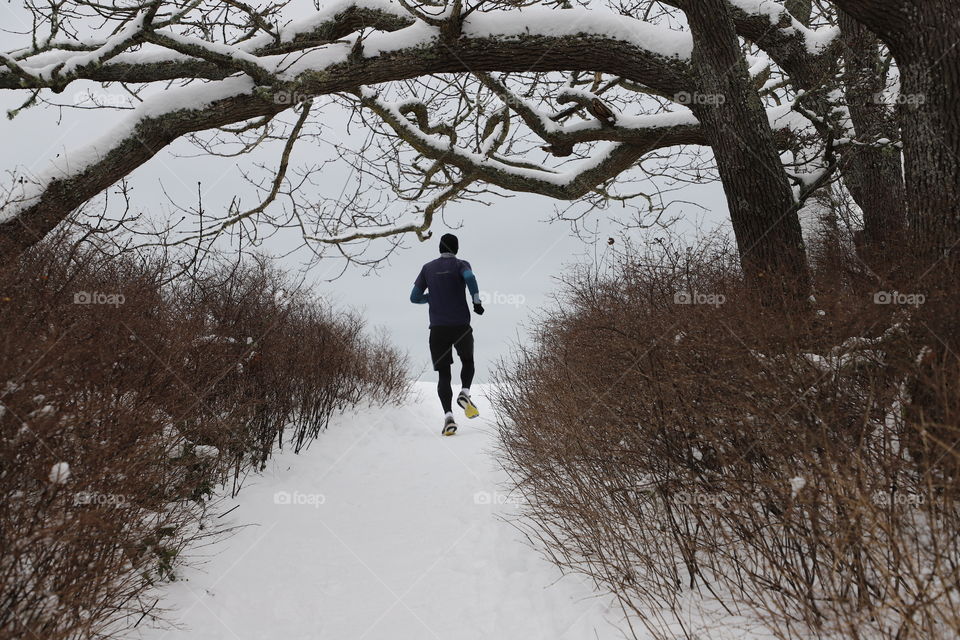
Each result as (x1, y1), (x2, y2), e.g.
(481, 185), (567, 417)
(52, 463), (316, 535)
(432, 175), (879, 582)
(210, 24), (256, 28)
(473, 302), (485, 315)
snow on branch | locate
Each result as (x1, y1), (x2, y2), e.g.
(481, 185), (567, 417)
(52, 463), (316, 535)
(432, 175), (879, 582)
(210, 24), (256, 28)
(727, 0), (839, 55)
(2, 2), (694, 92)
(357, 87), (701, 200)
(0, 77), (273, 255)
(1, 6), (158, 87)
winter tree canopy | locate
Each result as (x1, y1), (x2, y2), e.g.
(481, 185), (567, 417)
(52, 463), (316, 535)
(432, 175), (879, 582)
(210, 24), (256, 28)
(1, 0), (957, 298)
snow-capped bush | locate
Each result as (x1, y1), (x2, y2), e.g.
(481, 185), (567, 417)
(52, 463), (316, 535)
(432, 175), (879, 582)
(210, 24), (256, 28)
(0, 235), (409, 640)
(494, 235), (960, 640)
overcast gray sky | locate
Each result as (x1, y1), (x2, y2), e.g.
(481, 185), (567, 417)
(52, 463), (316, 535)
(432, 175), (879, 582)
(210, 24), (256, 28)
(0, 1), (733, 385)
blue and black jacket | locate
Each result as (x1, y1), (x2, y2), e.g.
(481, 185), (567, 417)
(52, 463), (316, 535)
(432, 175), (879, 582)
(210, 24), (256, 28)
(410, 252), (480, 327)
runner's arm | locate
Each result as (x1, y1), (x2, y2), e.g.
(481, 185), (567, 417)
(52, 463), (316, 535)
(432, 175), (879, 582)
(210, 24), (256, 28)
(410, 285), (429, 304)
(410, 268), (429, 304)
(462, 265), (481, 305)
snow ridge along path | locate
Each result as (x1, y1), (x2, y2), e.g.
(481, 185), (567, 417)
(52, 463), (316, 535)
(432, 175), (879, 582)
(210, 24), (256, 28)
(133, 382), (621, 640)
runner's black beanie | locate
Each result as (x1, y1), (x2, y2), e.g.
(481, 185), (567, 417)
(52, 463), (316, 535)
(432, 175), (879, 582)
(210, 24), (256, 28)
(439, 233), (458, 254)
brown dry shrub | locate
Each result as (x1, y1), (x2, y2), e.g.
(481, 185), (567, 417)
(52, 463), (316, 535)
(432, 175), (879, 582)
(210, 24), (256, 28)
(0, 239), (409, 640)
(493, 238), (960, 640)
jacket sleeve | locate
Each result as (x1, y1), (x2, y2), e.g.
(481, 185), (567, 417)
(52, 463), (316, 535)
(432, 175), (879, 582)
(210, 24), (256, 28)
(460, 261), (481, 304)
(410, 268), (429, 304)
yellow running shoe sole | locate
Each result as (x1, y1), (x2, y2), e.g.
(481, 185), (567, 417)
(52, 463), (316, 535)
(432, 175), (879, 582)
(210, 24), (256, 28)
(458, 396), (479, 419)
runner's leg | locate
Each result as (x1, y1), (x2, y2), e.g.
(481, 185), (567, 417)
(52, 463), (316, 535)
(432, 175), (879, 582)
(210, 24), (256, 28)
(437, 365), (453, 413)
(430, 327), (457, 414)
(454, 326), (475, 389)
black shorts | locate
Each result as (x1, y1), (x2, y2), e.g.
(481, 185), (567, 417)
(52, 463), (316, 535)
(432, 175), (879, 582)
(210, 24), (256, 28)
(429, 325), (474, 370)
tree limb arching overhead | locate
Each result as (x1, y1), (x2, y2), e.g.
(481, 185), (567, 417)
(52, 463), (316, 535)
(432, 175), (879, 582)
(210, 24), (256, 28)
(1, 2), (696, 256)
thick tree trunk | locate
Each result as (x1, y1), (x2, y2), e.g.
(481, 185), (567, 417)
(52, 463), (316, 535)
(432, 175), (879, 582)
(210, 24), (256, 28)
(897, 7), (960, 265)
(683, 0), (811, 303)
(834, 0), (960, 269)
(726, 1), (907, 275)
(837, 10), (907, 271)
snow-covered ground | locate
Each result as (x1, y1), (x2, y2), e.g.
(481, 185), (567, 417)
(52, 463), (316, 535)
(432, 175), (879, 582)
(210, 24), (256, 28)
(130, 382), (623, 640)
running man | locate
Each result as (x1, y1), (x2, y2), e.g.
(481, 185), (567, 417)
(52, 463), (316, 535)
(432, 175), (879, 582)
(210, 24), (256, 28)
(410, 233), (485, 435)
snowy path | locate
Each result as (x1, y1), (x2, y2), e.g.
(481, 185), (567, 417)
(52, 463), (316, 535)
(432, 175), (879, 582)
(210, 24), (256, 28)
(133, 383), (622, 640)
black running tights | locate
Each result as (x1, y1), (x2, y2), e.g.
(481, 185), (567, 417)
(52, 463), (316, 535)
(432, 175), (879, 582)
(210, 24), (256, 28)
(437, 361), (475, 413)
